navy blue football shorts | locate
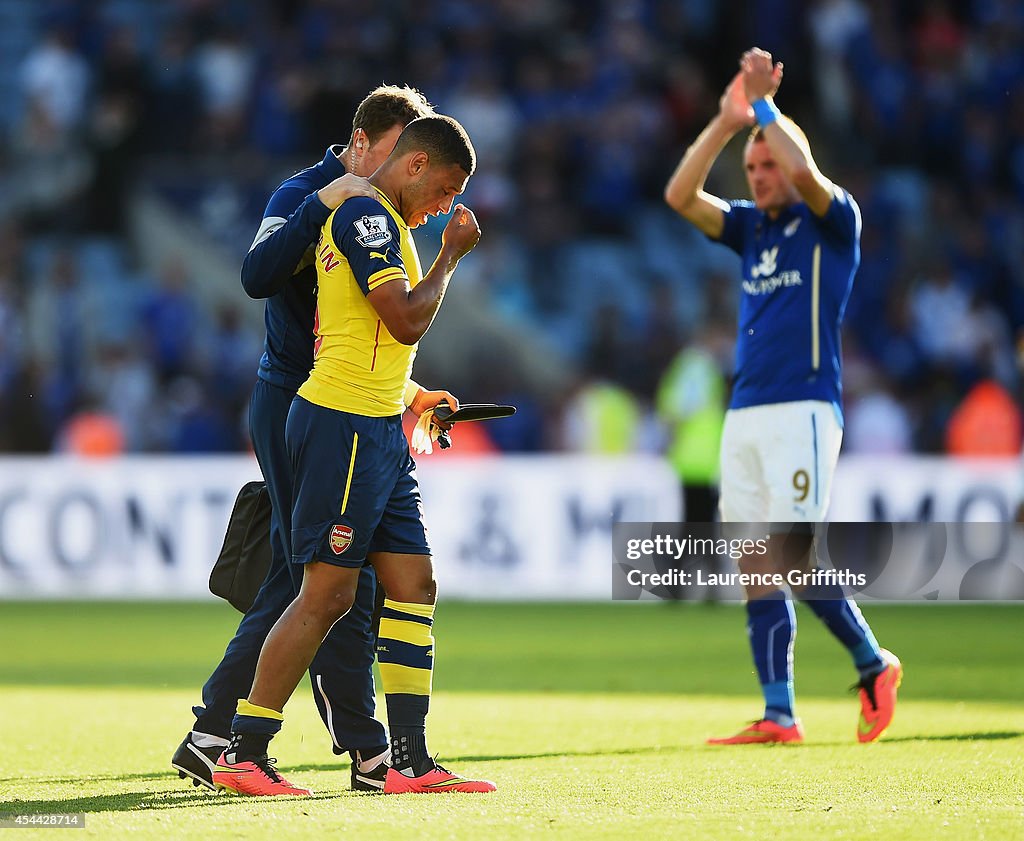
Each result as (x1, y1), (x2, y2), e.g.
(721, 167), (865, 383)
(286, 395), (430, 568)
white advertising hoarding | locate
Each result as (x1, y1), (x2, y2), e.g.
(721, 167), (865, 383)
(0, 455), (681, 600)
(830, 456), (1022, 522)
(0, 456), (262, 599)
(0, 454), (1020, 600)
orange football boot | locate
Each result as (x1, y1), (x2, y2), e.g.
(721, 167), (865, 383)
(857, 649), (903, 743)
(212, 753), (312, 797)
(707, 718), (805, 745)
(383, 762), (496, 794)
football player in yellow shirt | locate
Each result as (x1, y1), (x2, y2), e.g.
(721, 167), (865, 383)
(213, 116), (495, 795)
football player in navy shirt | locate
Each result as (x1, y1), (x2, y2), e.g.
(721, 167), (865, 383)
(665, 49), (902, 745)
(172, 86), (455, 791)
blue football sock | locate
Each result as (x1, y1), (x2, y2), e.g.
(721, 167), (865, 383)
(746, 591), (796, 725)
(799, 574), (885, 678)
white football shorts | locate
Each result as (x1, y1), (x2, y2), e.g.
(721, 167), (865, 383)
(718, 400), (843, 522)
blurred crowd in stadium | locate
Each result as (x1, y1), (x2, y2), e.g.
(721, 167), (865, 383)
(0, 0), (1022, 462)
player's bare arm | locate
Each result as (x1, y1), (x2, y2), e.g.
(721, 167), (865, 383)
(741, 48), (834, 217)
(663, 73), (754, 239)
(367, 204), (480, 345)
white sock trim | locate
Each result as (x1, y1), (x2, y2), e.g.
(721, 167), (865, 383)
(191, 730), (230, 749)
(356, 747), (391, 772)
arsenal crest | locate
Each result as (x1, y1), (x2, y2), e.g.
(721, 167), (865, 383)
(330, 524), (354, 555)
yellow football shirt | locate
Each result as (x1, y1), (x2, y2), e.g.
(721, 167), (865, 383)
(298, 189), (423, 416)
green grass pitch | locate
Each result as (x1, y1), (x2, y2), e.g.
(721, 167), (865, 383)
(1, 601), (1022, 839)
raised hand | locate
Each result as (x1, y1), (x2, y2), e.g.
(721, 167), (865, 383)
(719, 71), (756, 130)
(441, 204), (481, 262)
(740, 48), (784, 103)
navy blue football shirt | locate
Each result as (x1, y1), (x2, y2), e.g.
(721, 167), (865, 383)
(241, 146), (347, 392)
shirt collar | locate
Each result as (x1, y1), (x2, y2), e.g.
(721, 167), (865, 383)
(374, 187), (408, 230)
(760, 203), (801, 228)
(320, 145), (348, 180)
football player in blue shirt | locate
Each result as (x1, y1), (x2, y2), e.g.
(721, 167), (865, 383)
(172, 85), (455, 790)
(664, 49), (902, 744)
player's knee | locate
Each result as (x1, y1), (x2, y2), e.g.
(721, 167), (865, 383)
(295, 570), (357, 626)
(387, 570), (436, 605)
(768, 531), (814, 569)
(298, 587), (355, 627)
(373, 553), (437, 604)
(738, 553), (773, 575)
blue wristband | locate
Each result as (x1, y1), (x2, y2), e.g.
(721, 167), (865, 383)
(752, 97), (781, 128)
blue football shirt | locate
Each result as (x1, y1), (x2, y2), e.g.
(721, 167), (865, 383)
(241, 146), (347, 392)
(712, 187), (861, 420)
